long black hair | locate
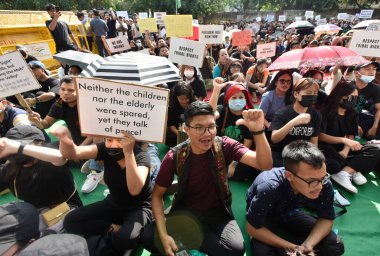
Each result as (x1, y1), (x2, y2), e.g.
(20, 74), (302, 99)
(266, 70), (293, 105)
(170, 81), (196, 109)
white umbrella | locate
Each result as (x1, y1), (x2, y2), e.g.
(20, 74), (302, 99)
(314, 24), (342, 33)
(285, 21), (314, 30)
(53, 50), (103, 71)
(353, 19), (380, 29)
(81, 52), (181, 86)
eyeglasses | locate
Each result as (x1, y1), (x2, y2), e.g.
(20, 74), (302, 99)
(278, 79), (292, 85)
(187, 125), (217, 135)
(290, 171), (330, 188)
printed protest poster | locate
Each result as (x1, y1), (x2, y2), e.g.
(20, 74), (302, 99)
(349, 31), (380, 57)
(24, 43), (52, 61)
(169, 38), (205, 68)
(295, 17), (302, 21)
(305, 11), (314, 19)
(138, 18), (158, 32)
(75, 77), (169, 142)
(154, 12), (166, 25)
(0, 51), (41, 98)
(337, 13), (349, 20)
(232, 30), (252, 46)
(266, 14), (275, 22)
(366, 23), (380, 31)
(278, 15), (286, 22)
(317, 18), (327, 25)
(116, 11), (129, 19)
(359, 10), (374, 19)
(164, 15), (193, 37)
(247, 23), (260, 35)
(106, 36), (131, 53)
(138, 12), (148, 19)
(256, 42), (276, 58)
(199, 25), (224, 44)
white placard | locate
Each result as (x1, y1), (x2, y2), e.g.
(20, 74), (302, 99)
(359, 10), (374, 19)
(349, 31), (380, 57)
(295, 17), (302, 21)
(154, 12), (166, 25)
(256, 42), (276, 58)
(116, 11), (129, 19)
(247, 23), (261, 34)
(0, 51), (41, 98)
(169, 38), (205, 68)
(366, 23), (380, 31)
(337, 13), (349, 20)
(256, 17), (262, 22)
(315, 15), (321, 21)
(75, 77), (169, 142)
(317, 18), (327, 25)
(137, 48), (150, 55)
(278, 15), (286, 22)
(305, 11), (314, 19)
(192, 19), (199, 25)
(106, 36), (131, 53)
(266, 14), (275, 22)
(24, 43), (52, 61)
(199, 25), (224, 44)
(139, 12), (148, 19)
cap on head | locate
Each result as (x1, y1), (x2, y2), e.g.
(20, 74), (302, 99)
(5, 126), (45, 144)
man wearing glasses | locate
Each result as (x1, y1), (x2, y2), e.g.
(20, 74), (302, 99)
(142, 101), (272, 256)
(246, 140), (344, 256)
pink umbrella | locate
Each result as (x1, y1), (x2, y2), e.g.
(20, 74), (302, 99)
(268, 46), (369, 71)
(314, 24), (342, 33)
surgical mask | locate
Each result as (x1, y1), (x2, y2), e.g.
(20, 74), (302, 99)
(339, 96), (358, 109)
(105, 148), (125, 161)
(228, 99), (246, 111)
(184, 70), (194, 78)
(299, 95), (317, 107)
(360, 75), (375, 84)
(136, 42), (142, 47)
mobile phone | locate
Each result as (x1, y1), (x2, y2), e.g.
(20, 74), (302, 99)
(55, 6), (60, 12)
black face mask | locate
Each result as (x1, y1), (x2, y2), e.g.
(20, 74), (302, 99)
(7, 154), (35, 165)
(131, 46), (137, 51)
(339, 96), (358, 110)
(105, 148), (125, 161)
(299, 95), (317, 107)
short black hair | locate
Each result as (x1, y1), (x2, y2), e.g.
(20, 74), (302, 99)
(45, 3), (56, 12)
(282, 140), (325, 173)
(60, 76), (74, 86)
(92, 9), (99, 16)
(184, 101), (214, 125)
(76, 12), (84, 18)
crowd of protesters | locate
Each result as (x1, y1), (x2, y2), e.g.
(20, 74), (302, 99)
(1, 2), (380, 256)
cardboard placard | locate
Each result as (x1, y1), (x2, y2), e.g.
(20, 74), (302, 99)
(278, 15), (286, 22)
(137, 18), (158, 32)
(305, 11), (314, 19)
(317, 18), (327, 25)
(366, 23), (380, 31)
(106, 36), (131, 53)
(168, 38), (205, 68)
(256, 42), (276, 58)
(295, 17), (302, 21)
(138, 12), (148, 19)
(116, 11), (129, 19)
(266, 14), (275, 22)
(154, 12), (166, 25)
(164, 15), (193, 37)
(359, 10), (374, 19)
(247, 23), (260, 35)
(0, 51), (41, 98)
(232, 30), (252, 46)
(337, 13), (349, 20)
(74, 77), (169, 142)
(199, 25), (224, 44)
(23, 43), (52, 61)
(349, 31), (380, 57)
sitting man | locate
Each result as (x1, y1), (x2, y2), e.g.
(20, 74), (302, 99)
(141, 101), (272, 256)
(246, 140), (344, 256)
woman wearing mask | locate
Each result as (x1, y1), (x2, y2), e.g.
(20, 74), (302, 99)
(129, 40), (138, 51)
(213, 49), (229, 78)
(135, 39), (144, 51)
(182, 65), (206, 101)
(319, 81), (380, 194)
(270, 78), (322, 166)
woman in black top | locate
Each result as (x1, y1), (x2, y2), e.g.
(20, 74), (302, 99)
(319, 81), (380, 194)
(52, 126), (152, 255)
(182, 65), (206, 101)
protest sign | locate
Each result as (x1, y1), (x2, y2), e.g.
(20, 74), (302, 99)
(366, 23), (380, 31)
(349, 31), (380, 57)
(154, 12), (166, 25)
(337, 13), (349, 20)
(164, 15), (193, 37)
(256, 42), (276, 58)
(317, 18), (327, 25)
(315, 15), (321, 21)
(256, 17), (262, 22)
(232, 30), (252, 46)
(23, 42), (52, 61)
(137, 48), (150, 55)
(193, 19), (199, 25)
(106, 36), (130, 53)
(75, 77), (169, 142)
(0, 51), (41, 98)
(247, 23), (260, 35)
(359, 10), (374, 19)
(305, 11), (314, 19)
(138, 12), (148, 19)
(169, 38), (205, 68)
(295, 17), (302, 21)
(278, 15), (286, 22)
(199, 25), (224, 44)
(266, 14), (275, 22)
(138, 18), (158, 32)
(116, 11), (129, 19)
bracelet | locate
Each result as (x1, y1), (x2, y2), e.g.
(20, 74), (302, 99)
(17, 143), (26, 154)
(251, 127), (265, 135)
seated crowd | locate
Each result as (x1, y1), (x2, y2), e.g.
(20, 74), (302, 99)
(2, 5), (380, 256)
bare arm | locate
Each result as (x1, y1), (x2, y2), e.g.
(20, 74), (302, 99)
(209, 77), (229, 112)
(48, 13), (60, 31)
(28, 112), (55, 129)
(271, 113), (311, 144)
(302, 219), (333, 251)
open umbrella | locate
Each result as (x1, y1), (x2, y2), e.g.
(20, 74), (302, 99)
(268, 46), (369, 71)
(314, 24), (342, 34)
(81, 52), (181, 86)
(285, 21), (314, 30)
(353, 19), (380, 30)
(53, 50), (103, 70)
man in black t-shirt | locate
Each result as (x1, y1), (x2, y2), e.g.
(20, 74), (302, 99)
(353, 62), (380, 139)
(45, 3), (80, 53)
(231, 45), (256, 75)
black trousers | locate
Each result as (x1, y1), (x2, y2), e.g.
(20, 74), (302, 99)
(250, 210), (344, 256)
(140, 207), (245, 256)
(63, 198), (152, 256)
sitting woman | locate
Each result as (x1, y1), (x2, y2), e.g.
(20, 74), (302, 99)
(210, 78), (259, 180)
(0, 126), (82, 229)
(270, 78), (322, 167)
(221, 58), (243, 82)
(166, 82), (196, 147)
(213, 49), (229, 78)
(52, 126), (152, 255)
(260, 70), (293, 132)
(246, 58), (269, 102)
(319, 81), (380, 194)
(182, 65), (206, 101)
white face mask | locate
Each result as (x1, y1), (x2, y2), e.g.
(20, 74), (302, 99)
(184, 70), (194, 78)
(360, 74), (375, 84)
(136, 42), (142, 47)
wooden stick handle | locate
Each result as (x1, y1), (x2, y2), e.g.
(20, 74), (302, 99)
(14, 94), (44, 129)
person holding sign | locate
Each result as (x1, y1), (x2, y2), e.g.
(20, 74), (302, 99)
(141, 101), (272, 256)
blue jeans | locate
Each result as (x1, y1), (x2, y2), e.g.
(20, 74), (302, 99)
(89, 159), (103, 173)
(146, 143), (161, 185)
